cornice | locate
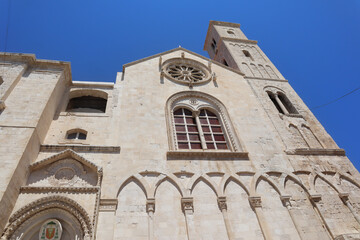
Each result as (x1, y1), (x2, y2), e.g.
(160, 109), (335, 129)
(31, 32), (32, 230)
(285, 148), (346, 156)
(0, 52), (72, 83)
(20, 186), (100, 193)
(221, 37), (258, 44)
(40, 144), (120, 153)
(167, 151), (249, 160)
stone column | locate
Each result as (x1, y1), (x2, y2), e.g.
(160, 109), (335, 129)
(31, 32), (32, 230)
(181, 197), (197, 240)
(193, 111), (207, 150)
(146, 198), (155, 240)
(96, 199), (118, 240)
(217, 196), (233, 240)
(249, 196), (273, 240)
(274, 94), (289, 114)
(339, 192), (360, 225)
(309, 194), (334, 239)
(281, 195), (303, 240)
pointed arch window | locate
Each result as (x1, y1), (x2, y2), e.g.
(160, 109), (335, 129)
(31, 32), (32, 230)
(265, 88), (299, 115)
(167, 91), (243, 153)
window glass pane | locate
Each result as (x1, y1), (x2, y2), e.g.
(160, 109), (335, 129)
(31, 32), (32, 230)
(211, 126), (222, 133)
(177, 133), (187, 141)
(174, 117), (184, 123)
(216, 143), (228, 149)
(186, 117), (196, 124)
(190, 143), (202, 149)
(206, 110), (216, 116)
(189, 134), (200, 141)
(175, 125), (186, 132)
(214, 135), (225, 141)
(209, 118), (220, 125)
(202, 126), (210, 132)
(187, 126), (198, 132)
(199, 118), (207, 124)
(78, 133), (87, 140)
(183, 109), (192, 116)
(199, 110), (206, 116)
(174, 109), (183, 115)
(67, 133), (77, 139)
(204, 134), (213, 141)
(206, 143), (215, 149)
(178, 143), (189, 149)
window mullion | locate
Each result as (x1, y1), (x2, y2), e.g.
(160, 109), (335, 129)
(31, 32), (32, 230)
(275, 94), (289, 114)
(194, 112), (207, 150)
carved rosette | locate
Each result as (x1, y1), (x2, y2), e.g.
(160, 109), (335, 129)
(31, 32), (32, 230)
(162, 58), (211, 86)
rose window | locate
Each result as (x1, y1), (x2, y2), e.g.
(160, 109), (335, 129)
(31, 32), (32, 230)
(162, 58), (211, 86)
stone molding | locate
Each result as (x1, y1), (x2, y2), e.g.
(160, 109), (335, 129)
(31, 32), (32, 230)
(2, 196), (92, 240)
(20, 186), (99, 193)
(309, 193), (322, 202)
(167, 150), (249, 160)
(99, 199), (118, 212)
(30, 149), (103, 186)
(285, 148), (346, 156)
(40, 144), (120, 153)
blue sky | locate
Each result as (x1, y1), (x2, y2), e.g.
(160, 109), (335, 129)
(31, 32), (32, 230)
(1, 0), (359, 169)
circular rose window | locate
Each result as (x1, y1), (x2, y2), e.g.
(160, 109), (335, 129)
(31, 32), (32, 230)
(162, 58), (211, 86)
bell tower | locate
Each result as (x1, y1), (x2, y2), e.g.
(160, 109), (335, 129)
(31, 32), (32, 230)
(204, 20), (284, 80)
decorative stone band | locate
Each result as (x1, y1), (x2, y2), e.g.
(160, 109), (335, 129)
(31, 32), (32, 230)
(40, 145), (121, 153)
(248, 196), (262, 208)
(20, 186), (100, 193)
(217, 196), (227, 211)
(146, 198), (156, 213)
(167, 151), (249, 160)
(181, 197), (194, 213)
(285, 148), (346, 156)
(99, 199), (118, 212)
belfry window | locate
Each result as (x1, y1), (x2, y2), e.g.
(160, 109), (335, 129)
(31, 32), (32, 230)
(211, 38), (217, 52)
(267, 90), (298, 115)
(242, 50), (254, 61)
(174, 108), (228, 150)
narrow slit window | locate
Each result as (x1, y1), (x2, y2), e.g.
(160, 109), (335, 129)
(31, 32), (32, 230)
(222, 59), (229, 67)
(242, 50), (254, 61)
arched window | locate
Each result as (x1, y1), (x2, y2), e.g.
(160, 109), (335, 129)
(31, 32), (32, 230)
(222, 59), (229, 67)
(66, 129), (87, 140)
(174, 108), (228, 150)
(265, 87), (298, 115)
(242, 50), (254, 61)
(66, 89), (108, 113)
(166, 91), (243, 152)
(227, 29), (235, 35)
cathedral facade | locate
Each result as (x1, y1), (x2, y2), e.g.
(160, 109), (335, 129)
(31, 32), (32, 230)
(0, 21), (359, 240)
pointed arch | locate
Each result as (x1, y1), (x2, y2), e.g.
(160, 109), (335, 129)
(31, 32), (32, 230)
(166, 91), (243, 152)
(189, 175), (220, 196)
(154, 174), (185, 198)
(2, 196), (92, 240)
(222, 174), (250, 196)
(117, 174), (149, 199)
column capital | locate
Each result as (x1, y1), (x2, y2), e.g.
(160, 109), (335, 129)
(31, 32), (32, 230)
(249, 196), (262, 208)
(339, 192), (349, 202)
(280, 195), (292, 207)
(217, 196), (227, 210)
(181, 197), (194, 213)
(146, 198), (155, 213)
